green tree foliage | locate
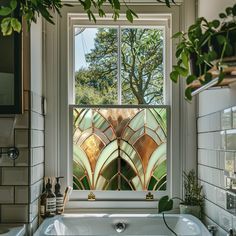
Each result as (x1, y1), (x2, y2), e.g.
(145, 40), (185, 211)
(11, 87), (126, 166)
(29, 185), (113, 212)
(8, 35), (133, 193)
(75, 28), (164, 105)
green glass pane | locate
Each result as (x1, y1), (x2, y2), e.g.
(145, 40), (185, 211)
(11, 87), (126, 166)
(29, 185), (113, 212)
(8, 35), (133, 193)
(93, 111), (110, 131)
(155, 175), (167, 191)
(120, 158), (137, 180)
(105, 175), (118, 190)
(148, 176), (157, 191)
(101, 158), (118, 179)
(146, 128), (161, 145)
(73, 176), (83, 190)
(120, 176), (133, 190)
(153, 160), (167, 180)
(73, 161), (85, 179)
(146, 109), (159, 130)
(78, 109), (93, 131)
(129, 109), (145, 131)
(129, 128), (145, 145)
(81, 176), (90, 190)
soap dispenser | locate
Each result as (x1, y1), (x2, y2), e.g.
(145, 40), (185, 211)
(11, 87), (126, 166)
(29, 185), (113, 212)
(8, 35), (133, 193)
(55, 177), (64, 215)
(45, 178), (56, 217)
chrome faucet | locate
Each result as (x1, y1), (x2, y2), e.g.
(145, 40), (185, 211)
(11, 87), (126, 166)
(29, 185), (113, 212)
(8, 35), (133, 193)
(227, 229), (234, 236)
(208, 225), (217, 236)
(114, 222), (126, 233)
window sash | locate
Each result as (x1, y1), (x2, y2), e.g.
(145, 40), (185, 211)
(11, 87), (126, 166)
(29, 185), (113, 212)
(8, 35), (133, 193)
(66, 14), (172, 203)
(69, 104), (171, 201)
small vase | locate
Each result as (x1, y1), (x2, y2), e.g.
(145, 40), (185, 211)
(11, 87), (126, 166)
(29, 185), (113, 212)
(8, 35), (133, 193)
(179, 204), (201, 219)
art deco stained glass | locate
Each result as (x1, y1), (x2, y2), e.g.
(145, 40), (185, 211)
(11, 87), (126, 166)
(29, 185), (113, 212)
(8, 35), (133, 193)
(73, 107), (167, 191)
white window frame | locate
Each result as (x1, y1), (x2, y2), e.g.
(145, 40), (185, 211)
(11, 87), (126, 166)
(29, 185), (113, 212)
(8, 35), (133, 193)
(64, 14), (172, 207)
(44, 3), (193, 209)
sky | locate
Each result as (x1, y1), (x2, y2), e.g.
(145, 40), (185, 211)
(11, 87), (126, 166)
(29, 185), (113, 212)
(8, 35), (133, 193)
(74, 28), (97, 71)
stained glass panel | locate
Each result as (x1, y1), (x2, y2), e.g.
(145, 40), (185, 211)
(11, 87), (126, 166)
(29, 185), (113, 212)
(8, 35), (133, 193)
(73, 107), (167, 191)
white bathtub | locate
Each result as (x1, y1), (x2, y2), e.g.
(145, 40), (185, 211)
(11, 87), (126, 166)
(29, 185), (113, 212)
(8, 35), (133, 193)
(34, 214), (210, 236)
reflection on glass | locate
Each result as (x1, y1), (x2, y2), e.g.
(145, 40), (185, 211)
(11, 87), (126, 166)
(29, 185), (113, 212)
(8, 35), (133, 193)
(73, 107), (167, 191)
(0, 30), (14, 105)
(74, 27), (118, 105)
(121, 28), (164, 105)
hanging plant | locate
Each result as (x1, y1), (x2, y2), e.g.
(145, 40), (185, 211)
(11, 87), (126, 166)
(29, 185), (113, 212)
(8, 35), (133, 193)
(0, 0), (177, 36)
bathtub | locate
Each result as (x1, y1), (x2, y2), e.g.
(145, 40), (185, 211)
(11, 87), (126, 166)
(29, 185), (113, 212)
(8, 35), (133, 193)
(34, 213), (210, 236)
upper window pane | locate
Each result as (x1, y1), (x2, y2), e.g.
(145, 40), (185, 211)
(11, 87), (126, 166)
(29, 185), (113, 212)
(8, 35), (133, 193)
(121, 28), (164, 105)
(74, 26), (165, 105)
(74, 27), (118, 105)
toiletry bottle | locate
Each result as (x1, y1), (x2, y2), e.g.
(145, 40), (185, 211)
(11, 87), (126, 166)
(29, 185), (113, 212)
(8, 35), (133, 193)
(40, 179), (47, 218)
(55, 177), (64, 215)
(45, 178), (56, 217)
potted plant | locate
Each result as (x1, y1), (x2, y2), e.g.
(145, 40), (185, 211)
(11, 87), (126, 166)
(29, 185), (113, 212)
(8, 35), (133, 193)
(158, 170), (204, 219)
(170, 3), (236, 101)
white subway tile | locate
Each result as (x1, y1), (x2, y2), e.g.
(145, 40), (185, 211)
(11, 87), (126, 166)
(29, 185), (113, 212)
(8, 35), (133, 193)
(15, 186), (29, 204)
(31, 92), (42, 114)
(0, 118), (14, 147)
(221, 108), (232, 130)
(30, 180), (43, 203)
(30, 163), (44, 185)
(232, 106), (236, 129)
(31, 130), (44, 148)
(31, 147), (44, 166)
(226, 129), (236, 150)
(216, 188), (226, 209)
(29, 199), (39, 222)
(15, 129), (28, 148)
(15, 112), (29, 128)
(2, 167), (28, 185)
(218, 208), (233, 232)
(0, 153), (14, 166)
(210, 112), (221, 131)
(31, 112), (44, 130)
(15, 148), (29, 166)
(0, 186), (14, 203)
(1, 205), (28, 223)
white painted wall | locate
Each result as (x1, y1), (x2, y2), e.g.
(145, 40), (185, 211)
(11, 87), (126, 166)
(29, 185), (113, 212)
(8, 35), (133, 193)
(31, 17), (43, 96)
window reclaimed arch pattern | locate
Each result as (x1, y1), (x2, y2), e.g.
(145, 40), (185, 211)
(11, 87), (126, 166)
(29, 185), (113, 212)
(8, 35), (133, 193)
(73, 107), (167, 191)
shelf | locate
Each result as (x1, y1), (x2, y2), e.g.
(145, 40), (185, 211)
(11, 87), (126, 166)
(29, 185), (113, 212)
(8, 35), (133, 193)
(190, 60), (236, 96)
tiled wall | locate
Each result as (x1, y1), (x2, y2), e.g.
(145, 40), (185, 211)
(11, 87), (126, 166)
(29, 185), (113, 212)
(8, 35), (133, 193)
(198, 106), (236, 235)
(0, 21), (44, 235)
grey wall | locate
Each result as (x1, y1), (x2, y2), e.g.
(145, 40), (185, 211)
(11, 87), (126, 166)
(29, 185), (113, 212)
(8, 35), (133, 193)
(197, 0), (236, 235)
(0, 20), (44, 235)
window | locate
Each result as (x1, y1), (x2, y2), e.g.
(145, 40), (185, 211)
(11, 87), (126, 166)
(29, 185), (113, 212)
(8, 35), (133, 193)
(68, 15), (171, 201)
(74, 26), (165, 105)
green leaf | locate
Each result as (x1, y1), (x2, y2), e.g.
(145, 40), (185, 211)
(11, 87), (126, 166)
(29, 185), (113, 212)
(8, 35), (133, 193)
(217, 35), (226, 45)
(185, 87), (192, 101)
(158, 196), (173, 213)
(170, 71), (179, 83)
(0, 7), (13, 16)
(1, 17), (12, 36)
(165, 0), (171, 8)
(186, 75), (197, 85)
(11, 18), (21, 33)
(219, 13), (227, 18)
(172, 31), (183, 39)
(218, 72), (225, 84)
(181, 51), (189, 68)
(10, 0), (17, 10)
(232, 4), (236, 16)
(113, 0), (120, 10)
(84, 0), (92, 10)
(226, 7), (232, 15)
(126, 9), (133, 23)
(173, 65), (188, 77)
(205, 72), (212, 82)
(212, 20), (220, 29)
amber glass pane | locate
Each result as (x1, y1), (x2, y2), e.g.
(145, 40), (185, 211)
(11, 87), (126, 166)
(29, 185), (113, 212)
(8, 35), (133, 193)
(73, 107), (167, 191)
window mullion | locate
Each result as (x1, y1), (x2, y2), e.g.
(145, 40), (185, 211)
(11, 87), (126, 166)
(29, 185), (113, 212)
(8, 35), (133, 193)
(117, 26), (122, 105)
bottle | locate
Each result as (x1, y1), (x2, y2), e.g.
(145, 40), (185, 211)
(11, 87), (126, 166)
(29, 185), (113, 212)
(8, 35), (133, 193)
(55, 177), (64, 215)
(40, 179), (47, 218)
(45, 178), (56, 217)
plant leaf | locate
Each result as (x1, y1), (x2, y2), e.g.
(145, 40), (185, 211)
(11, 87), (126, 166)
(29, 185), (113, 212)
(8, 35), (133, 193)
(10, 0), (17, 10)
(0, 7), (12, 16)
(11, 18), (21, 33)
(186, 75), (197, 85)
(185, 87), (192, 101)
(170, 71), (179, 83)
(219, 13), (227, 18)
(126, 9), (133, 23)
(158, 196), (173, 213)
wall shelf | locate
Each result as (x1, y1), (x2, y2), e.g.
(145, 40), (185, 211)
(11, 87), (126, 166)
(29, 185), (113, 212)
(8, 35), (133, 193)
(190, 58), (236, 96)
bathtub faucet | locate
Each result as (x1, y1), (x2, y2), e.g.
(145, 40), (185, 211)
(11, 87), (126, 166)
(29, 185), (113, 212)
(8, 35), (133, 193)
(114, 222), (126, 233)
(207, 225), (217, 236)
